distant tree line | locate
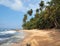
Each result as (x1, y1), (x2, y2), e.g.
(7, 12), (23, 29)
(22, 0), (60, 29)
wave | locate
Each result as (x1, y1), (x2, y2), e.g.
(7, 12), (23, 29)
(0, 30), (25, 46)
(0, 30), (16, 35)
(0, 30), (17, 44)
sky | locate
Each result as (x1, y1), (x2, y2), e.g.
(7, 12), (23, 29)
(0, 0), (50, 29)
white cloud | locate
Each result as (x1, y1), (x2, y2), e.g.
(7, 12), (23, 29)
(0, 0), (50, 12)
(0, 0), (40, 13)
(0, 0), (23, 11)
(29, 4), (39, 10)
(20, 4), (39, 13)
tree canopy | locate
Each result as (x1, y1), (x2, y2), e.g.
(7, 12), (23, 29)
(22, 0), (60, 29)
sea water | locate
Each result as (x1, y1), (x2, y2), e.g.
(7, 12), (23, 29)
(0, 29), (25, 46)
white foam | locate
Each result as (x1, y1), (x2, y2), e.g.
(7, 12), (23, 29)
(0, 30), (16, 34)
(4, 30), (16, 34)
(0, 30), (16, 35)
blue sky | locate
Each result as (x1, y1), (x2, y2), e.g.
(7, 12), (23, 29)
(0, 0), (50, 29)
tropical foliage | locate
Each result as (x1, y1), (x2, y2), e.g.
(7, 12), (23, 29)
(22, 0), (60, 29)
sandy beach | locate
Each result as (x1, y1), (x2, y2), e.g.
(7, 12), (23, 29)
(11, 29), (60, 46)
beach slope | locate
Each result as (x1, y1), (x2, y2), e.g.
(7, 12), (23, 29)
(12, 29), (60, 46)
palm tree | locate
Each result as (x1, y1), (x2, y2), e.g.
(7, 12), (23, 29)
(36, 9), (39, 13)
(27, 9), (33, 16)
(39, 1), (44, 12)
(35, 9), (40, 18)
(23, 14), (27, 23)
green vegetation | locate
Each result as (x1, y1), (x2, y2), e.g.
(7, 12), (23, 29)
(22, 0), (60, 29)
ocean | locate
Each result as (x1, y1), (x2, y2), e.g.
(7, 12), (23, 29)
(0, 28), (25, 46)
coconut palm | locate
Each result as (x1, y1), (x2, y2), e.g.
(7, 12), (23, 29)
(23, 14), (27, 23)
(27, 9), (33, 16)
(39, 1), (44, 12)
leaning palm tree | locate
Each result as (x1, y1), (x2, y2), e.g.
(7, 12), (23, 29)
(27, 9), (33, 16)
(35, 9), (40, 18)
(23, 14), (27, 23)
(39, 1), (44, 12)
(36, 9), (39, 13)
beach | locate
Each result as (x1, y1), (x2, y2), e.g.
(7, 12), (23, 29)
(11, 29), (60, 46)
